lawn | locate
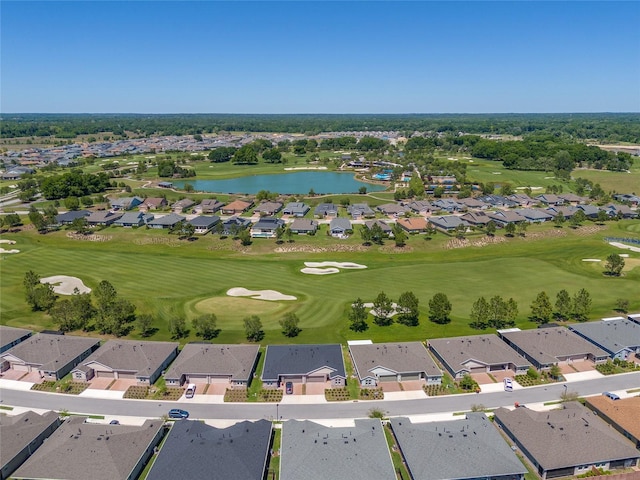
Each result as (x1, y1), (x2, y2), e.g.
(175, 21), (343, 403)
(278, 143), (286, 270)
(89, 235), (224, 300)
(1, 218), (639, 346)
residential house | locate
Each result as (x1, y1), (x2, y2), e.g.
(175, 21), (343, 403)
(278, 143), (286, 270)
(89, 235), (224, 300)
(139, 197), (167, 211)
(568, 318), (640, 361)
(114, 211), (154, 227)
(428, 215), (467, 232)
(200, 198), (224, 214)
(110, 196), (143, 211)
(515, 208), (554, 223)
(546, 205), (579, 220)
(329, 218), (352, 237)
(603, 203), (637, 219)
(0, 326), (32, 354)
(347, 203), (375, 219)
(428, 334), (530, 379)
(364, 219), (392, 236)
(172, 198), (196, 213)
(494, 402), (639, 479)
(1, 166), (35, 180)
(250, 217), (285, 238)
(289, 218), (318, 235)
(432, 199), (465, 213)
(12, 417), (163, 480)
(221, 199), (253, 215)
(487, 210), (526, 227)
(261, 344), (346, 388)
(406, 200), (435, 215)
(282, 202), (310, 217)
(390, 414), (527, 480)
(0, 411), (62, 480)
(536, 194), (564, 206)
(460, 211), (492, 227)
(376, 202), (409, 217)
(164, 343), (260, 387)
(508, 193), (536, 207)
(349, 341), (442, 386)
(396, 216), (428, 233)
(158, 181), (173, 188)
(0, 333), (100, 380)
(188, 215), (220, 234)
(86, 210), (123, 227)
(146, 420), (272, 480)
(457, 197), (488, 209)
(576, 204), (601, 219)
(613, 193), (640, 207)
(498, 327), (610, 370)
(585, 395), (640, 448)
(629, 313), (640, 324)
(476, 194), (518, 208)
(558, 193), (588, 205)
(314, 202), (338, 218)
(222, 216), (252, 235)
(147, 213), (185, 229)
(54, 210), (91, 226)
(253, 201), (283, 216)
(280, 419), (395, 480)
(71, 339), (178, 384)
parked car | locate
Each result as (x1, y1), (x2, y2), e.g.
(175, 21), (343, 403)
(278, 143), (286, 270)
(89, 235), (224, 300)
(503, 378), (513, 392)
(285, 381), (293, 395)
(109, 419), (120, 425)
(168, 408), (189, 419)
(603, 391), (620, 400)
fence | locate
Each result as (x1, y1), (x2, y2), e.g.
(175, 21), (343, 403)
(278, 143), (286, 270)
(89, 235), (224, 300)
(604, 237), (640, 245)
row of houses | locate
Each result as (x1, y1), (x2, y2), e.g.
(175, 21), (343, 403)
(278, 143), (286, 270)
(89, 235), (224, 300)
(4, 398), (640, 480)
(2, 315), (639, 388)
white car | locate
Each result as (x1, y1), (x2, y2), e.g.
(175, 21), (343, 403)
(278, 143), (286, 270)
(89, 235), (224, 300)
(504, 378), (513, 391)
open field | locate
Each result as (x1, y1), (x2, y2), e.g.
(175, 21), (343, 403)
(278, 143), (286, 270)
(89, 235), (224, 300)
(1, 219), (639, 345)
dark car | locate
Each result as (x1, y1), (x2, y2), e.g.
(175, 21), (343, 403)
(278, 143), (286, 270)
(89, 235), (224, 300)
(603, 391), (620, 400)
(168, 408), (189, 419)
(109, 419), (120, 425)
(285, 381), (293, 395)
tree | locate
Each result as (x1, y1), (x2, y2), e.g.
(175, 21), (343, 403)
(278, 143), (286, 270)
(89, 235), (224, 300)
(459, 374), (478, 391)
(360, 225), (372, 246)
(553, 212), (565, 227)
(279, 312), (301, 337)
(238, 229), (252, 246)
(192, 313), (219, 340)
(136, 314), (155, 337)
(349, 298), (369, 332)
(244, 315), (265, 342)
(469, 296), (490, 329)
(485, 221), (496, 237)
(506, 298), (519, 324)
(50, 299), (77, 332)
(530, 291), (552, 324)
(28, 207), (48, 233)
(70, 217), (89, 234)
(396, 291), (420, 326)
(516, 221), (528, 237)
(168, 316), (188, 339)
(358, 186), (367, 194)
(262, 148), (282, 163)
(570, 209), (586, 228)
(275, 224), (285, 243)
(554, 150), (574, 180)
(64, 196), (80, 211)
(24, 270), (56, 311)
(487, 295), (510, 329)
(604, 253), (625, 276)
(370, 223), (384, 245)
(504, 222), (516, 237)
(549, 364), (562, 381)
(208, 146), (237, 163)
(596, 209), (609, 224)
(572, 288), (592, 321)
(372, 291), (394, 326)
(428, 293), (452, 324)
(3, 213), (22, 228)
(232, 145), (259, 165)
(615, 298), (629, 313)
(555, 289), (572, 320)
(392, 223), (407, 247)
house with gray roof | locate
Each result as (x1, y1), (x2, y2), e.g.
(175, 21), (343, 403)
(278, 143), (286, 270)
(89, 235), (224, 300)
(514, 208), (554, 223)
(603, 203), (637, 219)
(558, 193), (588, 205)
(222, 216), (252, 234)
(349, 342), (442, 386)
(280, 419), (395, 480)
(406, 200), (434, 215)
(147, 213), (185, 229)
(476, 194), (518, 208)
(55, 210), (91, 225)
(536, 193), (564, 206)
(428, 334), (530, 379)
(613, 193), (640, 206)
(364, 219), (392, 235)
(347, 202), (375, 219)
(0, 333), (99, 380)
(71, 339), (178, 384)
(147, 420), (272, 480)
(487, 210), (526, 227)
(0, 411), (61, 480)
(428, 215), (467, 232)
(282, 202), (310, 217)
(545, 205), (578, 219)
(12, 417), (163, 480)
(568, 318), (640, 361)
(508, 193), (536, 207)
(86, 210), (123, 227)
(250, 217), (285, 238)
(390, 414), (527, 480)
(114, 211), (154, 227)
(0, 325), (32, 354)
(172, 198), (196, 213)
(376, 202), (409, 216)
(261, 344), (346, 388)
(494, 402), (639, 479)
(253, 201), (283, 216)
(329, 218), (352, 237)
(289, 218), (318, 235)
(432, 198), (465, 212)
(200, 198), (224, 213)
(314, 202), (338, 218)
(164, 343), (260, 387)
(457, 197), (489, 209)
(460, 210), (492, 226)
(576, 204), (601, 218)
(188, 215), (220, 234)
(498, 327), (610, 370)
(110, 196), (143, 211)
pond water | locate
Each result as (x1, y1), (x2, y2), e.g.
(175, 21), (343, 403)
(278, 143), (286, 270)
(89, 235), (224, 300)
(173, 171), (387, 194)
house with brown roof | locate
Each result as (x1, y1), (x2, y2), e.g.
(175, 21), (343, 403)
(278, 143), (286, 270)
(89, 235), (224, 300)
(498, 327), (610, 370)
(376, 202), (409, 217)
(494, 402), (639, 479)
(200, 198), (224, 214)
(349, 341), (442, 386)
(289, 218), (318, 235)
(172, 198), (196, 213)
(164, 343), (260, 387)
(460, 211), (492, 227)
(585, 395), (640, 448)
(428, 334), (530, 379)
(486, 210), (526, 227)
(139, 197), (167, 211)
(397, 216), (428, 233)
(406, 200), (435, 215)
(253, 201), (283, 216)
(71, 339), (179, 384)
(221, 199), (253, 215)
(364, 219), (392, 236)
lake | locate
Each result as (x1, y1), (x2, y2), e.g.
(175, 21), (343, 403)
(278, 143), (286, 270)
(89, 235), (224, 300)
(173, 171), (388, 194)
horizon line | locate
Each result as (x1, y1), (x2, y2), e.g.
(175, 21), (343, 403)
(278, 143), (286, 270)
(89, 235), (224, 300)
(2, 111), (639, 116)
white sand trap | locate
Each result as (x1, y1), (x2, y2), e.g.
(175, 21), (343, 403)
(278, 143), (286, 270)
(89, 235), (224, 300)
(609, 242), (640, 253)
(582, 258), (602, 262)
(0, 248), (19, 254)
(0, 239), (16, 244)
(620, 254), (630, 258)
(304, 261), (367, 269)
(492, 172), (502, 175)
(301, 267), (340, 275)
(362, 302), (400, 317)
(40, 276), (91, 295)
(227, 287), (296, 301)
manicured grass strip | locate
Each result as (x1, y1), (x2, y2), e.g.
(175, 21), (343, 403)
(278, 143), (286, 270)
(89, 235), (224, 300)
(384, 423), (411, 480)
(0, 405), (15, 410)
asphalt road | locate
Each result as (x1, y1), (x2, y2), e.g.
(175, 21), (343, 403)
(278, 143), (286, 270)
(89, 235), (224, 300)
(1, 372), (638, 421)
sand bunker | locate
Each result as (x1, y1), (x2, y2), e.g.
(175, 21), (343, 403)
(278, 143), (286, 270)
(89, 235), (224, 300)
(301, 267), (340, 275)
(227, 287), (296, 301)
(0, 239), (16, 244)
(0, 248), (20, 254)
(582, 258), (602, 262)
(304, 262), (367, 269)
(609, 242), (640, 253)
(362, 302), (400, 317)
(40, 276), (91, 295)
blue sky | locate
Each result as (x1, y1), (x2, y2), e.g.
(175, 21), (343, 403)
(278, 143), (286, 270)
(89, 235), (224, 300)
(2, 1), (639, 113)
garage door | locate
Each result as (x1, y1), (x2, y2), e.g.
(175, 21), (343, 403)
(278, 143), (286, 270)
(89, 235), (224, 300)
(116, 372), (136, 380)
(96, 371), (115, 378)
(469, 366), (485, 373)
(399, 373), (419, 381)
(12, 364), (30, 372)
(306, 375), (326, 382)
(208, 376), (230, 383)
(188, 374), (209, 383)
(378, 375), (397, 382)
(489, 365), (505, 372)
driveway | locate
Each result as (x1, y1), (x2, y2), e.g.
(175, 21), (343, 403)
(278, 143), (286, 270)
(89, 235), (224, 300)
(109, 379), (138, 391)
(0, 369), (30, 381)
(305, 381), (330, 395)
(400, 380), (426, 391)
(87, 377), (114, 390)
(380, 382), (402, 393)
(560, 360), (595, 374)
(471, 372), (495, 385)
(204, 383), (228, 395)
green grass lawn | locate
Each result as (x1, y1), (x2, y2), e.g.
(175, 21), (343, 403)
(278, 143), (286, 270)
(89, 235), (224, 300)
(1, 218), (639, 345)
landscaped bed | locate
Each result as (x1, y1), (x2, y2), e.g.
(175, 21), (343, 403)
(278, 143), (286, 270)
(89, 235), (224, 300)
(123, 385), (184, 400)
(31, 381), (89, 395)
(257, 389), (283, 402)
(596, 359), (640, 375)
(224, 388), (249, 402)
